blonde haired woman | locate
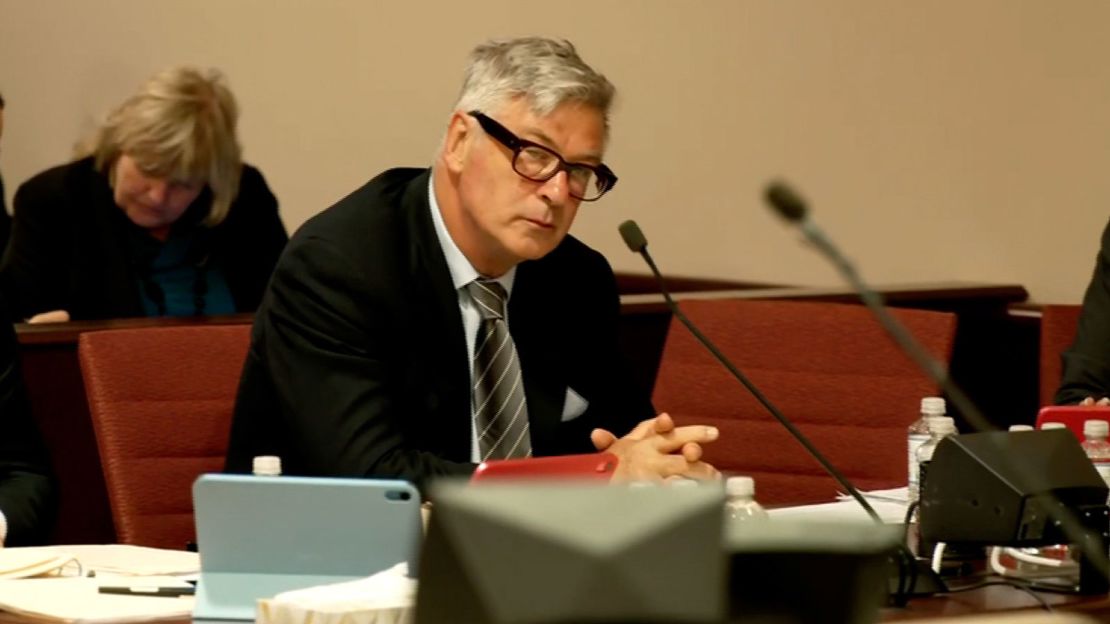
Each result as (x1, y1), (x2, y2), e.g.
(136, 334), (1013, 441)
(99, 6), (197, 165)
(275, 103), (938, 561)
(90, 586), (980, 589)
(1, 67), (287, 321)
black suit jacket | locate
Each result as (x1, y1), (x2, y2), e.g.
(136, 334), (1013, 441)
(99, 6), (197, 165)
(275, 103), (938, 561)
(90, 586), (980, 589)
(0, 311), (55, 545)
(0, 172), (10, 260)
(0, 157), (288, 321)
(1056, 217), (1110, 404)
(227, 168), (652, 490)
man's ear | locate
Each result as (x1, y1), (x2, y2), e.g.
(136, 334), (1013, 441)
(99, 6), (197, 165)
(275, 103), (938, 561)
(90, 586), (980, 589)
(442, 111), (472, 174)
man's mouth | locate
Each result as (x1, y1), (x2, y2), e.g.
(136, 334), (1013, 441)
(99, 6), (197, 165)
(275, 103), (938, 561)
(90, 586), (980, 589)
(524, 217), (555, 230)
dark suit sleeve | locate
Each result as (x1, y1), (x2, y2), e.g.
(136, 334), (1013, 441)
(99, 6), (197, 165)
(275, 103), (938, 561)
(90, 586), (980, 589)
(0, 175), (71, 321)
(229, 234), (474, 490)
(0, 319), (55, 545)
(223, 166), (288, 312)
(0, 173), (10, 261)
(564, 250), (654, 449)
(1056, 218), (1110, 404)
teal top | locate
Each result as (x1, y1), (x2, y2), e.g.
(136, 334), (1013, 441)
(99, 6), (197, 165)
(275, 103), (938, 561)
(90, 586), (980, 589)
(138, 230), (235, 317)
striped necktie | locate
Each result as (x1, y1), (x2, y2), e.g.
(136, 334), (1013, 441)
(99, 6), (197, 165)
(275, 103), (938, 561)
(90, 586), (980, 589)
(467, 279), (532, 460)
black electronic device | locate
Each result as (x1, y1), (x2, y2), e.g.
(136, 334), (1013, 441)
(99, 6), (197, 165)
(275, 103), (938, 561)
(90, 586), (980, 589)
(415, 481), (726, 624)
(920, 430), (1109, 593)
(726, 521), (901, 624)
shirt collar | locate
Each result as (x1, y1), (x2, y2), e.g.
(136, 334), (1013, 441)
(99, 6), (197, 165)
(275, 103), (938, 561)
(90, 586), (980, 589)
(427, 171), (516, 295)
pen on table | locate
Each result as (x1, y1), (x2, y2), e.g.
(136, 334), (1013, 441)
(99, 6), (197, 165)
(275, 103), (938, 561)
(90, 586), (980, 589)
(98, 585), (196, 598)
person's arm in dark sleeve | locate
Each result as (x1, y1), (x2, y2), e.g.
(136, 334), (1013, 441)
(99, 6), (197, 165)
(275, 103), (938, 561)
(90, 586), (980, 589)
(0, 318), (56, 546)
(553, 249), (655, 453)
(0, 176), (70, 321)
(231, 234), (474, 491)
(1056, 218), (1110, 405)
(231, 166), (288, 311)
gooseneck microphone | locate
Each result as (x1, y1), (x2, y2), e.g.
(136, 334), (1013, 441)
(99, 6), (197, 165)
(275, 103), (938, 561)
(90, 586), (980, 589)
(617, 220), (883, 524)
(763, 180), (1110, 592)
(621, 219), (934, 604)
(764, 182), (950, 399)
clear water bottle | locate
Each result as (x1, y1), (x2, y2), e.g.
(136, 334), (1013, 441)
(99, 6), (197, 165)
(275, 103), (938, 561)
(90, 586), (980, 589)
(725, 476), (768, 523)
(252, 455), (282, 476)
(1082, 420), (1110, 487)
(908, 397), (946, 502)
(915, 416), (957, 510)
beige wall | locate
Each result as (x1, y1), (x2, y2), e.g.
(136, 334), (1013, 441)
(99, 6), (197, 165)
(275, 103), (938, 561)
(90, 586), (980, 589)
(1, 0), (1108, 303)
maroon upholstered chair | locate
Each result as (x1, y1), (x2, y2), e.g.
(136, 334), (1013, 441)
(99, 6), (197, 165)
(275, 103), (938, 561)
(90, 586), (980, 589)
(652, 299), (957, 506)
(78, 324), (252, 549)
(1039, 304), (1083, 407)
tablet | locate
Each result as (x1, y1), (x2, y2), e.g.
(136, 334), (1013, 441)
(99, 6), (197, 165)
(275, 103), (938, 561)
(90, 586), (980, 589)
(192, 474), (422, 621)
(470, 452), (618, 483)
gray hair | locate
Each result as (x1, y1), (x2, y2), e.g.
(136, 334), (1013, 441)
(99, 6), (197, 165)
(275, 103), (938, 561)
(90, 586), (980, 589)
(454, 38), (616, 133)
(81, 66), (242, 227)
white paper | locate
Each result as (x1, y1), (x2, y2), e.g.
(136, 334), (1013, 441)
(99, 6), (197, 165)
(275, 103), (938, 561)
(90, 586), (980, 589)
(0, 577), (192, 624)
(768, 498), (908, 524)
(257, 563), (415, 624)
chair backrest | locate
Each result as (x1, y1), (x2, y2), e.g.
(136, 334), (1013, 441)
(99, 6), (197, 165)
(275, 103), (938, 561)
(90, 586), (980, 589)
(1039, 304), (1083, 407)
(653, 299), (957, 506)
(78, 324), (252, 549)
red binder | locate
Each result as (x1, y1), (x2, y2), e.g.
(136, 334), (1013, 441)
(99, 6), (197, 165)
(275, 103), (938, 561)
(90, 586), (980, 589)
(470, 452), (618, 483)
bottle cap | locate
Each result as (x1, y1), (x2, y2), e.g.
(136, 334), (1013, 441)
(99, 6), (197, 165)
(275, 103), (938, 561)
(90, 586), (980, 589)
(927, 416), (956, 436)
(1008, 424), (1034, 432)
(1084, 420), (1109, 439)
(1041, 422), (1067, 430)
(920, 397), (946, 415)
(252, 455), (282, 476)
(726, 476), (755, 497)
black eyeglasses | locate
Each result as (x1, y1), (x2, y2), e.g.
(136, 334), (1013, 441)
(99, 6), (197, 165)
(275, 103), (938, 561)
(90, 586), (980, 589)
(468, 111), (617, 202)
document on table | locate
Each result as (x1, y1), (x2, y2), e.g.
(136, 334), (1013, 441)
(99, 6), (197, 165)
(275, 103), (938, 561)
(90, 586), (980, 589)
(0, 545), (199, 624)
(768, 487), (910, 524)
(0, 577), (193, 624)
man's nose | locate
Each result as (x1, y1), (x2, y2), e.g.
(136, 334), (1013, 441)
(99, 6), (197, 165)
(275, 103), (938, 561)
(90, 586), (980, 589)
(538, 169), (570, 206)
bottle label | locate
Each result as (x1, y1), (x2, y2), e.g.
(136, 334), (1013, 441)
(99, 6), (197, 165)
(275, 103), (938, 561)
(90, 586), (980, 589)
(1093, 460), (1110, 483)
(908, 433), (929, 487)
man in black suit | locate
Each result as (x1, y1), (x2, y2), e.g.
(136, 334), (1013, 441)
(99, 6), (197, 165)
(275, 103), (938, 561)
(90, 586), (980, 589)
(0, 91), (10, 258)
(227, 37), (719, 490)
(0, 307), (55, 545)
(1056, 217), (1110, 405)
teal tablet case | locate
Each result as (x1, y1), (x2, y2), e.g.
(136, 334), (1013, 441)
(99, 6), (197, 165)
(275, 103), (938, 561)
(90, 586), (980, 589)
(191, 474), (422, 621)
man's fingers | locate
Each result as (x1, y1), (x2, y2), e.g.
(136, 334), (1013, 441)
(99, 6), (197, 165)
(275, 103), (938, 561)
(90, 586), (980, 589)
(652, 425), (719, 454)
(655, 456), (720, 480)
(591, 428), (618, 451)
(1081, 397), (1096, 406)
(681, 441), (703, 463)
(652, 412), (676, 434)
(682, 461), (721, 481)
(1098, 397), (1110, 406)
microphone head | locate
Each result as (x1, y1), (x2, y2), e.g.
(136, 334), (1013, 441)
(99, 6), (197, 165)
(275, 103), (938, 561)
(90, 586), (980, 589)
(618, 220), (648, 253)
(764, 181), (809, 223)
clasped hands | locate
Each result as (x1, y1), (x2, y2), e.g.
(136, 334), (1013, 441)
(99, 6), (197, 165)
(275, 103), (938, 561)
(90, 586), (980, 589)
(1080, 397), (1110, 406)
(591, 413), (720, 482)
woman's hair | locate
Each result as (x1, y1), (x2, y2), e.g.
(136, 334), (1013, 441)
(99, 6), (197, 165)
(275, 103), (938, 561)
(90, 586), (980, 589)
(82, 67), (242, 226)
(453, 38), (616, 139)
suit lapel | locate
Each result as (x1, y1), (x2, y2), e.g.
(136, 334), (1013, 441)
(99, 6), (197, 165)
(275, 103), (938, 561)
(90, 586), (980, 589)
(509, 260), (567, 453)
(401, 171), (472, 462)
